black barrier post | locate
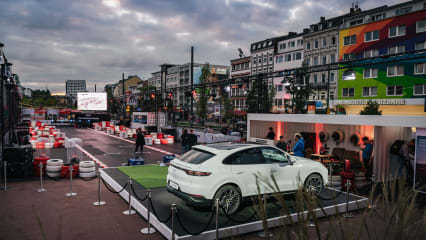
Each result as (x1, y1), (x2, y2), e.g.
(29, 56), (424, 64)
(123, 177), (136, 215)
(93, 170), (106, 206)
(37, 163), (46, 193)
(171, 203), (176, 240)
(141, 189), (156, 234)
(343, 181), (352, 218)
(215, 198), (220, 240)
(65, 166), (77, 197)
(1, 161), (7, 191)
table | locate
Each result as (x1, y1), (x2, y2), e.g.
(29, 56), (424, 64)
(310, 154), (334, 164)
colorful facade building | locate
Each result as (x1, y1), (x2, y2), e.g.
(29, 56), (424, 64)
(337, 0), (426, 115)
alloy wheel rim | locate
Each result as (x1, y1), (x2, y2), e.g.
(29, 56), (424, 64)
(220, 189), (240, 214)
(307, 176), (322, 195)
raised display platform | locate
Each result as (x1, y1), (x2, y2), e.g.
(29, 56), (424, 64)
(101, 167), (368, 240)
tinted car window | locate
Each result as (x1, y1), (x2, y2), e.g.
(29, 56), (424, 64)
(179, 149), (215, 164)
(225, 148), (266, 165)
(261, 147), (288, 163)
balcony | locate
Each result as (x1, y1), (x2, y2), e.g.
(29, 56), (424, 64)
(310, 82), (329, 89)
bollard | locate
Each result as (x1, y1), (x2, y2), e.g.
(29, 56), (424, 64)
(328, 163), (333, 187)
(141, 189), (156, 234)
(171, 204), (176, 240)
(343, 181), (353, 218)
(1, 161), (7, 191)
(123, 177), (136, 215)
(215, 198), (220, 240)
(93, 170), (106, 206)
(37, 163), (47, 192)
(65, 165), (77, 197)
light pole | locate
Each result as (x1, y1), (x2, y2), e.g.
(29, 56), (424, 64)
(0, 42), (6, 168)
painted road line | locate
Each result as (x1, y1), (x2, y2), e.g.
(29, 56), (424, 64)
(88, 128), (180, 157)
(76, 144), (108, 168)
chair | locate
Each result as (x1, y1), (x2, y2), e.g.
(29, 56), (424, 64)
(331, 148), (345, 162)
(342, 150), (363, 169)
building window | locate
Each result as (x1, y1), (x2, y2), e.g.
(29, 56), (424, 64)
(331, 36), (336, 45)
(364, 49), (379, 58)
(314, 39), (319, 48)
(322, 56), (327, 65)
(269, 66), (273, 72)
(258, 57), (262, 64)
(388, 45), (405, 54)
(417, 19), (426, 33)
(252, 69), (256, 74)
(414, 63), (426, 74)
(290, 41), (295, 47)
(269, 55), (273, 63)
(342, 88), (355, 97)
(387, 65), (404, 77)
(364, 30), (380, 42)
(313, 74), (318, 83)
(350, 19), (363, 26)
(263, 56), (267, 63)
(321, 73), (326, 83)
(363, 87), (377, 97)
(414, 84), (426, 95)
(245, 62), (249, 69)
(257, 43), (261, 48)
(389, 25), (406, 38)
(286, 54), (292, 62)
(343, 53), (356, 60)
(313, 56), (318, 65)
(306, 41), (311, 50)
(330, 72), (335, 82)
(322, 38), (327, 47)
(363, 68), (378, 79)
(264, 67), (267, 73)
(276, 55), (283, 63)
(268, 41), (272, 46)
(252, 45), (256, 50)
(371, 13), (386, 21)
(330, 54), (336, 63)
(294, 52), (302, 60)
(305, 57), (310, 66)
(253, 57), (256, 65)
(342, 70), (356, 80)
(278, 85), (283, 91)
(395, 6), (412, 16)
(343, 35), (356, 46)
(387, 85), (403, 96)
(297, 39), (303, 46)
(416, 41), (426, 50)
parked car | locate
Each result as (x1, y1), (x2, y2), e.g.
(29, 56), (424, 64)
(167, 143), (328, 215)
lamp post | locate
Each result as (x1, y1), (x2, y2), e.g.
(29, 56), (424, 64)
(0, 42), (6, 169)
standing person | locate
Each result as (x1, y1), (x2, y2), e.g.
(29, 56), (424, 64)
(181, 129), (189, 153)
(276, 136), (288, 151)
(361, 137), (373, 180)
(135, 128), (145, 153)
(188, 129), (198, 150)
(292, 134), (305, 157)
(266, 127), (275, 140)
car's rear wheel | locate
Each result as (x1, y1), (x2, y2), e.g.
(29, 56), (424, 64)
(213, 185), (241, 215)
(304, 173), (323, 195)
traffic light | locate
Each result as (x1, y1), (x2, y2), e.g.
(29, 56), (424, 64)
(168, 92), (173, 98)
(150, 93), (156, 99)
(192, 90), (196, 97)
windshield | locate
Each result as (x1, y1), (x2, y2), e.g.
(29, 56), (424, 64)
(178, 149), (215, 164)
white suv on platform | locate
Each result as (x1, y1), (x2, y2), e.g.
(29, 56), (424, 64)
(167, 143), (328, 214)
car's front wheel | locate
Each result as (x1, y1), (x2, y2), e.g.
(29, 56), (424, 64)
(304, 173), (323, 195)
(213, 185), (241, 215)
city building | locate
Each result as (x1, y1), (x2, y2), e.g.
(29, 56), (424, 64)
(112, 75), (142, 97)
(230, 56), (251, 111)
(274, 32), (304, 112)
(65, 80), (86, 98)
(337, 0), (426, 115)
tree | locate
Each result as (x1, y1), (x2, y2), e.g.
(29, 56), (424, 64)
(288, 63), (313, 114)
(222, 95), (233, 123)
(360, 100), (382, 115)
(197, 63), (210, 125)
(246, 75), (276, 113)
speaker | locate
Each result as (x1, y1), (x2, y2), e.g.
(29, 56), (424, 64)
(3, 145), (34, 178)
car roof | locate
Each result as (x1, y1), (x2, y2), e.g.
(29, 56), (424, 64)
(193, 143), (264, 154)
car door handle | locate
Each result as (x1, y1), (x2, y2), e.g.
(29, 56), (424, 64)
(270, 169), (278, 173)
(235, 171), (244, 174)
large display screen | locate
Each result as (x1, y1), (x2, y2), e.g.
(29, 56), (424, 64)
(77, 92), (107, 111)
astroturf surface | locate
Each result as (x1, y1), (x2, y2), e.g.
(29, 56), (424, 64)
(118, 165), (169, 189)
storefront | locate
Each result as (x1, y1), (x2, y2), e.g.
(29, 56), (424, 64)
(247, 113), (426, 186)
(332, 98), (426, 116)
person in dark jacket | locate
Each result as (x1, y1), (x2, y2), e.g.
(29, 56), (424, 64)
(276, 136), (287, 151)
(188, 129), (198, 150)
(135, 128), (145, 153)
(292, 134), (305, 157)
(266, 127), (275, 140)
(181, 129), (190, 153)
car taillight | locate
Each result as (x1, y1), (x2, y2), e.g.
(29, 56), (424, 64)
(185, 170), (211, 176)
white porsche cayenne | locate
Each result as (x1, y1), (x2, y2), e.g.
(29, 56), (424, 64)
(167, 143), (328, 215)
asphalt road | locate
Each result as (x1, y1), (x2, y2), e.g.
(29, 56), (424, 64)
(60, 127), (182, 168)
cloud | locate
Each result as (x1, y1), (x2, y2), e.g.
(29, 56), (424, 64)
(0, 0), (405, 93)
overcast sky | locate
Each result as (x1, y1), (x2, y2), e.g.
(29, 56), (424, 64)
(1, 0), (400, 94)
